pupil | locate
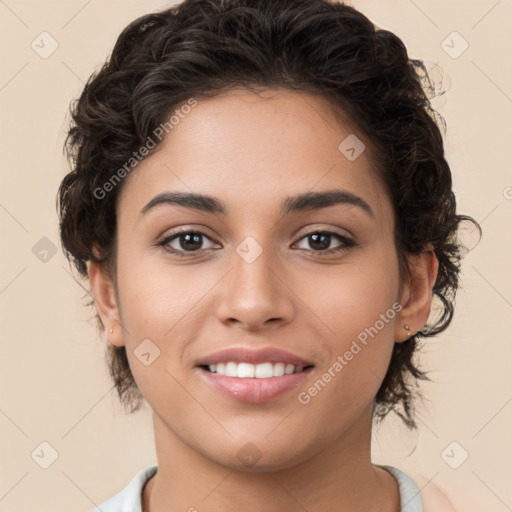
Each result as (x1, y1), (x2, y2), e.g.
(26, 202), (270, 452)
(182, 233), (201, 250)
(310, 233), (329, 250)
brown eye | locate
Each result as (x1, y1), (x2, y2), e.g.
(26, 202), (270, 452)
(157, 230), (217, 257)
(295, 231), (355, 254)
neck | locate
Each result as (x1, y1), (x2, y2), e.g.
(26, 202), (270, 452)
(142, 403), (400, 512)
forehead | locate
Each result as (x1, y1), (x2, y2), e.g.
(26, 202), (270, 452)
(116, 87), (392, 227)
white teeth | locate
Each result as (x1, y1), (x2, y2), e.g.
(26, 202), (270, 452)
(225, 362), (238, 377)
(273, 362), (285, 377)
(237, 363), (255, 378)
(284, 364), (295, 375)
(206, 362), (307, 378)
(254, 362), (273, 378)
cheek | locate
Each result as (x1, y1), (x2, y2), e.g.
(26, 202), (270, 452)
(300, 246), (400, 340)
(295, 246), (400, 404)
(115, 248), (220, 385)
(116, 243), (203, 329)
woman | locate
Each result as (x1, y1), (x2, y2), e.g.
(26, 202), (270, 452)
(57, 0), (479, 510)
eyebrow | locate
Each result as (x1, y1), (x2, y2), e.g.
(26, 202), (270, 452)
(139, 189), (374, 219)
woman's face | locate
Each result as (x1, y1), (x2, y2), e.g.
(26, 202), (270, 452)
(105, 87), (409, 470)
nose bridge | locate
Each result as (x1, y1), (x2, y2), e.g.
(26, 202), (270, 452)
(215, 237), (294, 329)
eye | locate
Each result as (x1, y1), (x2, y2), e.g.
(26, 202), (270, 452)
(157, 229), (217, 257)
(156, 228), (356, 258)
(294, 230), (355, 254)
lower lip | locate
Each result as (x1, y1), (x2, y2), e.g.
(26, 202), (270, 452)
(197, 366), (314, 403)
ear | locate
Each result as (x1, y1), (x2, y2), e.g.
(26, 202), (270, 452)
(87, 250), (125, 347)
(394, 244), (439, 343)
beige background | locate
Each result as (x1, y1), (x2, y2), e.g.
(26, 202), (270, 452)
(0, 0), (511, 510)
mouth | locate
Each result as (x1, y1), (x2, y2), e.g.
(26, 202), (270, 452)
(196, 363), (315, 403)
(195, 346), (315, 403)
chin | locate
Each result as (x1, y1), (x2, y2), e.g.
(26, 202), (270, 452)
(209, 441), (313, 473)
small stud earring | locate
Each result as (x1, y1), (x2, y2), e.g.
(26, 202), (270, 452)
(109, 328), (113, 334)
(404, 324), (412, 337)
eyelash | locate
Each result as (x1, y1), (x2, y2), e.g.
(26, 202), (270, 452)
(156, 228), (356, 258)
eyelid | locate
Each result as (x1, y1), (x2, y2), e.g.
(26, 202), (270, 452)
(291, 222), (356, 241)
(296, 226), (351, 240)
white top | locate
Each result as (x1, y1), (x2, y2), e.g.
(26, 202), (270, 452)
(91, 464), (423, 512)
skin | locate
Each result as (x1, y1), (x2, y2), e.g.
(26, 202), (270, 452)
(88, 87), (439, 512)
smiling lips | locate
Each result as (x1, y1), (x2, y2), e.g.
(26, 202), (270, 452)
(196, 346), (315, 403)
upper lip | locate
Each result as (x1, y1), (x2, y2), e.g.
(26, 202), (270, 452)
(196, 346), (314, 367)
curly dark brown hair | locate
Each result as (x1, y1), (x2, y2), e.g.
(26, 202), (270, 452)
(57, 0), (480, 429)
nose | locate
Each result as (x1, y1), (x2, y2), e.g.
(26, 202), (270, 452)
(215, 247), (295, 331)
